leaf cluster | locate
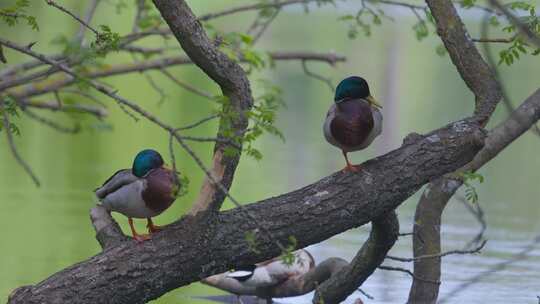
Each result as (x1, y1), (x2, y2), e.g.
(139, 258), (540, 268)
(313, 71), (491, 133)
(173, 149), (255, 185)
(0, 0), (39, 31)
(460, 171), (484, 204)
(0, 96), (20, 135)
(217, 79), (284, 161)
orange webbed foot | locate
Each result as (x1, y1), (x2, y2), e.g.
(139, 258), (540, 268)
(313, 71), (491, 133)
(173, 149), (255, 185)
(342, 164), (361, 173)
(147, 218), (163, 234)
(133, 233), (151, 243)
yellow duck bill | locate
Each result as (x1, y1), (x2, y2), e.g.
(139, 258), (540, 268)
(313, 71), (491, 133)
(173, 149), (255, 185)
(366, 95), (382, 109)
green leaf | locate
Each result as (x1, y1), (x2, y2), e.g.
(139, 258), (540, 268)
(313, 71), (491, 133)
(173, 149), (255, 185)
(412, 21), (429, 41)
(461, 0), (477, 8)
(245, 230), (261, 254)
(489, 16), (500, 27)
(436, 44), (447, 56)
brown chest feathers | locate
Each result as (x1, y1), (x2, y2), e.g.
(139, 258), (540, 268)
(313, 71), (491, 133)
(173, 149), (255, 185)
(142, 168), (177, 213)
(330, 99), (374, 147)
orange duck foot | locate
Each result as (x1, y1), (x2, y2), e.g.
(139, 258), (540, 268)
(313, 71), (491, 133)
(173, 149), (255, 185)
(146, 218), (163, 234)
(133, 233), (151, 243)
(128, 217), (152, 242)
(342, 163), (362, 173)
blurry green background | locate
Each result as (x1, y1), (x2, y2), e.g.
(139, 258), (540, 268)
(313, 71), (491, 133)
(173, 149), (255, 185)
(1, 1), (539, 303)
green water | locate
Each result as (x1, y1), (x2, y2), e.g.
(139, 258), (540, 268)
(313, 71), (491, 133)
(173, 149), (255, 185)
(1, 1), (540, 303)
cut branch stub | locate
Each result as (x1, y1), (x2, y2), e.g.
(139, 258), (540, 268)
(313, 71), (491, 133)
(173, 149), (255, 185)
(90, 205), (128, 249)
(7, 119), (485, 304)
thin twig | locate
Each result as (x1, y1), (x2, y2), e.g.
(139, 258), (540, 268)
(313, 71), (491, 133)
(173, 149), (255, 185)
(23, 108), (80, 134)
(198, 0), (320, 22)
(472, 37), (515, 43)
(386, 240), (487, 262)
(2, 37), (287, 253)
(132, 0), (146, 33)
(378, 265), (441, 284)
(75, 0), (100, 45)
(45, 0), (99, 36)
(61, 89), (107, 107)
(357, 288), (374, 300)
(160, 69), (215, 100)
(439, 233), (540, 303)
(0, 54), (64, 78)
(175, 114), (219, 131)
(178, 136), (242, 149)
(120, 45), (166, 55)
(129, 54), (167, 104)
(6, 52), (344, 97)
(488, 0), (540, 47)
(457, 195), (487, 249)
(19, 99), (107, 118)
(247, 0), (282, 44)
(480, 12), (540, 138)
(301, 60), (334, 92)
(1, 102), (41, 186)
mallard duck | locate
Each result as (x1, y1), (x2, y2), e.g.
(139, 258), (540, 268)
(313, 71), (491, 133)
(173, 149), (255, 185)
(323, 76), (383, 172)
(226, 249), (315, 288)
(95, 149), (179, 242)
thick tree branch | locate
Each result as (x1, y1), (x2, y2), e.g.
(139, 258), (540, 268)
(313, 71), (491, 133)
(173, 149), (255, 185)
(426, 0), (502, 123)
(152, 0), (253, 216)
(7, 119), (485, 304)
(407, 1), (506, 302)
(90, 205), (127, 249)
(203, 211), (398, 303)
(408, 88), (540, 303)
(313, 211), (399, 304)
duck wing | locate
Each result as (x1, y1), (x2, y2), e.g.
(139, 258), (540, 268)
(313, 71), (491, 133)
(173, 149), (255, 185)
(95, 169), (138, 199)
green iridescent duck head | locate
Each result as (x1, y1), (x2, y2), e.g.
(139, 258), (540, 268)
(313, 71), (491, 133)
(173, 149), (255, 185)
(334, 76), (382, 108)
(132, 149), (164, 177)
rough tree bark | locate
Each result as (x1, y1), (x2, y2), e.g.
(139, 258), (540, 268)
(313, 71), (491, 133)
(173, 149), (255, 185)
(152, 0), (254, 216)
(407, 0), (504, 301)
(202, 211), (398, 304)
(408, 88), (540, 303)
(8, 119), (485, 304)
(313, 211), (399, 304)
(202, 211), (399, 303)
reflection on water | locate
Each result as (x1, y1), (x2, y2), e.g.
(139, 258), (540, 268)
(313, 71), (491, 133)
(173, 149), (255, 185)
(1, 3), (540, 303)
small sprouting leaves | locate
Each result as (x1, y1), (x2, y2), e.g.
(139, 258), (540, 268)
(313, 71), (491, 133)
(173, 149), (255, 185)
(280, 236), (298, 266)
(489, 16), (500, 27)
(461, 171), (484, 204)
(174, 171), (190, 199)
(215, 79), (284, 161)
(413, 21), (429, 41)
(245, 230), (261, 254)
(0, 96), (20, 135)
(135, 1), (162, 30)
(499, 38), (528, 65)
(91, 25), (121, 56)
(212, 29), (267, 72)
(460, 0), (477, 9)
(0, 0), (39, 30)
(436, 44), (447, 57)
(496, 2), (540, 65)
